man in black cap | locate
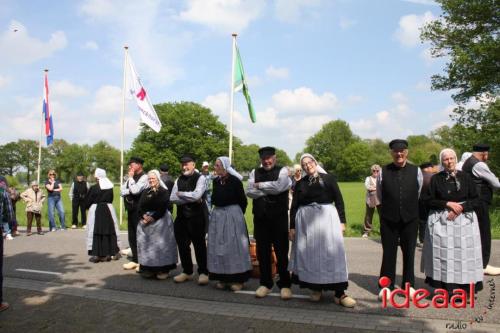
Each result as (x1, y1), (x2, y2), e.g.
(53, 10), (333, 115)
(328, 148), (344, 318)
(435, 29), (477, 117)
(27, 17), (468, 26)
(377, 139), (422, 300)
(462, 143), (500, 275)
(170, 154), (209, 285)
(120, 156), (149, 270)
(69, 172), (89, 229)
(159, 164), (174, 213)
(417, 162), (435, 247)
(247, 146), (292, 300)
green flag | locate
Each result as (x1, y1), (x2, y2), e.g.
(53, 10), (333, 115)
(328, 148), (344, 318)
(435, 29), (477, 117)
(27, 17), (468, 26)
(233, 44), (256, 123)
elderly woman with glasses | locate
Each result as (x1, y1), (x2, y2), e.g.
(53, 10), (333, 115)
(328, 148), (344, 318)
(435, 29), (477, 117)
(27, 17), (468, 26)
(362, 164), (381, 238)
(422, 148), (483, 299)
(86, 168), (121, 263)
(288, 154), (355, 307)
(207, 157), (251, 291)
(136, 170), (177, 280)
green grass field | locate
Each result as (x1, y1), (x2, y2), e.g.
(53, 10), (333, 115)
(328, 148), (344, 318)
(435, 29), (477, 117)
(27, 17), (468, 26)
(12, 182), (499, 238)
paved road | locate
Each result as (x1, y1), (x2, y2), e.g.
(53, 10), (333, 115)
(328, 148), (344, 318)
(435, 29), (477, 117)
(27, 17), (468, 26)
(1, 228), (499, 332)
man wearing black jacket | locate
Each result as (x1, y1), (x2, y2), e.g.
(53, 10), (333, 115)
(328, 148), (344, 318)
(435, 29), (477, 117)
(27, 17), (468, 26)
(377, 139), (422, 300)
(69, 172), (89, 229)
(120, 157), (148, 270)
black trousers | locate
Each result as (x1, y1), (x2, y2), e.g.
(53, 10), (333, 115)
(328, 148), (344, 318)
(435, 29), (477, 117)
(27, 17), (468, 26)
(174, 214), (208, 275)
(418, 219), (427, 243)
(476, 201), (491, 268)
(127, 208), (139, 263)
(379, 219), (418, 289)
(72, 199), (86, 226)
(254, 209), (291, 289)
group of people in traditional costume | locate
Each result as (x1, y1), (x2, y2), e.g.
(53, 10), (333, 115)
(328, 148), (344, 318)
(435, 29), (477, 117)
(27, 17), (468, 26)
(81, 139), (498, 308)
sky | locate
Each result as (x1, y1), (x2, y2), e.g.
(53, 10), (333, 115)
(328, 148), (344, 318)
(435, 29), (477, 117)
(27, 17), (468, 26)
(0, 0), (457, 159)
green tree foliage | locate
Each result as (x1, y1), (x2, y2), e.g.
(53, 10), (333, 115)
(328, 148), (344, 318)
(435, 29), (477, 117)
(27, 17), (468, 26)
(432, 100), (500, 174)
(0, 142), (21, 176)
(233, 143), (260, 172)
(129, 102), (230, 177)
(90, 141), (121, 181)
(336, 141), (372, 181)
(16, 139), (40, 184)
(406, 135), (444, 166)
(303, 120), (359, 175)
(421, 0), (500, 104)
(275, 148), (292, 167)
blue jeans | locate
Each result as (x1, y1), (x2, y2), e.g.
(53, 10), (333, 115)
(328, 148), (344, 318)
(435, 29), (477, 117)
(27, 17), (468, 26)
(1, 222), (10, 236)
(48, 196), (66, 230)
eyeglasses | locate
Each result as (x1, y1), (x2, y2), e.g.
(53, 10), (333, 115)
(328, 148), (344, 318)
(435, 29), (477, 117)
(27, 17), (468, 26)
(302, 161), (315, 168)
(372, 170), (380, 173)
(49, 173), (55, 176)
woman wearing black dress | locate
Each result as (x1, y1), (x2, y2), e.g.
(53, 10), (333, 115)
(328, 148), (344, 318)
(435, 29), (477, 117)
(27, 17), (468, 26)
(86, 168), (121, 263)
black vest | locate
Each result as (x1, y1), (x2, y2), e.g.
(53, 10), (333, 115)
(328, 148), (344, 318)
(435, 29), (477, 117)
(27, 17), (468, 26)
(252, 165), (289, 216)
(462, 156), (493, 203)
(124, 172), (145, 211)
(176, 172), (203, 218)
(380, 163), (419, 224)
(72, 180), (88, 200)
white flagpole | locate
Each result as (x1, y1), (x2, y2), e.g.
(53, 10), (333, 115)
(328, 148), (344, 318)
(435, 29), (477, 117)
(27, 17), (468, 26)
(37, 69), (48, 185)
(228, 33), (237, 163)
(119, 46), (128, 225)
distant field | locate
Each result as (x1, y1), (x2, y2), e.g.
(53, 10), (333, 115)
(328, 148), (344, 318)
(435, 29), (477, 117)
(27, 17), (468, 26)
(12, 182), (499, 239)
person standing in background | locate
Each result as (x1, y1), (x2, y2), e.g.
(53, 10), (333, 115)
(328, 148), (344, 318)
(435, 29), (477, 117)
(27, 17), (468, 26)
(69, 172), (89, 229)
(362, 164), (381, 238)
(20, 181), (46, 236)
(45, 170), (66, 231)
(417, 162), (435, 247)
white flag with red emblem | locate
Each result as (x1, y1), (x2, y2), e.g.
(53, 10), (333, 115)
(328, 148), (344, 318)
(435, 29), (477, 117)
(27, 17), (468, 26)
(124, 53), (161, 132)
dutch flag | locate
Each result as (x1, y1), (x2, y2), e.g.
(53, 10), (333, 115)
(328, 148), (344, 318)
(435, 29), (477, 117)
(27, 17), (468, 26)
(43, 71), (53, 145)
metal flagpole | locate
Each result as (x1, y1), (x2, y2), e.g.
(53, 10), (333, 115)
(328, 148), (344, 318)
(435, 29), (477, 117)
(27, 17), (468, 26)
(119, 46), (128, 225)
(228, 34), (237, 163)
(37, 69), (48, 185)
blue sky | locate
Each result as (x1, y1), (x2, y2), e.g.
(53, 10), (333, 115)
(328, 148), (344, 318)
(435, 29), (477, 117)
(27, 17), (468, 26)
(0, 0), (457, 159)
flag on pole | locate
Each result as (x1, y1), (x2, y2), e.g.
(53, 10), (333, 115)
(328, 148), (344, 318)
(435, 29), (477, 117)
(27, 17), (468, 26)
(43, 72), (54, 145)
(124, 53), (162, 132)
(233, 43), (256, 123)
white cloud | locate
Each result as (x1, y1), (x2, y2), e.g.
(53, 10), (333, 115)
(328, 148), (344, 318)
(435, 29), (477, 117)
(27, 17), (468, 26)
(394, 11), (435, 47)
(346, 94), (363, 104)
(391, 92), (408, 103)
(265, 66), (289, 80)
(82, 40), (99, 50)
(0, 75), (10, 88)
(178, 0), (265, 33)
(376, 110), (390, 123)
(52, 80), (88, 98)
(402, 0), (438, 5)
(339, 17), (356, 30)
(415, 80), (429, 91)
(275, 0), (322, 23)
(202, 92), (229, 115)
(79, 0), (190, 86)
(272, 87), (339, 115)
(0, 20), (67, 65)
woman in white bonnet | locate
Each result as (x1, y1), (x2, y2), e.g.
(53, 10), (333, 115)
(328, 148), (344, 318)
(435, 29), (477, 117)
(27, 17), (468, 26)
(85, 168), (121, 263)
(207, 156), (252, 291)
(422, 148), (483, 300)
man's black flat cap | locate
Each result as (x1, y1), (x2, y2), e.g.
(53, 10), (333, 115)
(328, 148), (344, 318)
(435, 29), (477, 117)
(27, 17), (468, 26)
(472, 143), (490, 152)
(389, 139), (408, 150)
(258, 146), (276, 158)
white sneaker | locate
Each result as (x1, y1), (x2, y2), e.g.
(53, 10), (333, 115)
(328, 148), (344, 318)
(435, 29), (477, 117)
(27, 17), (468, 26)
(71, 225), (77, 229)
(6, 234), (13, 240)
(378, 287), (391, 301)
(83, 225), (87, 230)
(174, 273), (193, 283)
(255, 286), (271, 298)
(198, 273), (209, 285)
(484, 265), (500, 276)
(280, 287), (293, 300)
(362, 233), (369, 238)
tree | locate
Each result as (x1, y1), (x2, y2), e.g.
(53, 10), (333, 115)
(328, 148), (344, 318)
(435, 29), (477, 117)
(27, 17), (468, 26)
(90, 141), (121, 182)
(233, 143), (260, 173)
(336, 141), (372, 181)
(406, 135), (443, 166)
(16, 139), (40, 184)
(275, 148), (292, 167)
(303, 120), (359, 175)
(129, 102), (230, 177)
(0, 142), (21, 176)
(421, 0), (500, 104)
